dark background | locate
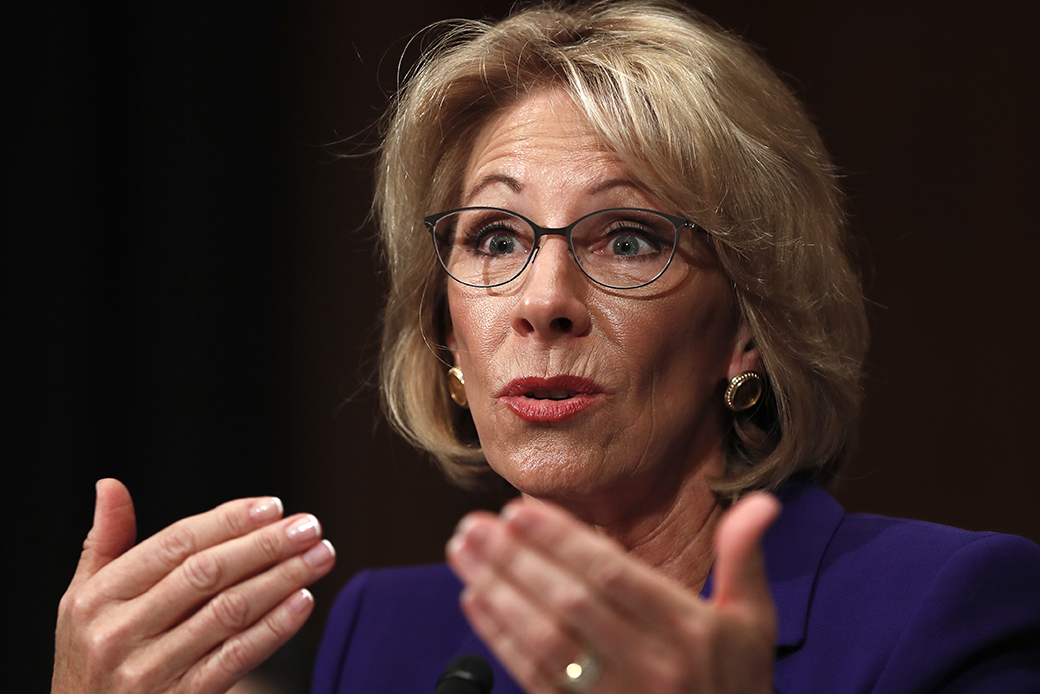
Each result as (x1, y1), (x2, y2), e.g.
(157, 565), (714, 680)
(7, 0), (1039, 690)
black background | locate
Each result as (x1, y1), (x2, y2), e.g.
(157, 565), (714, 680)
(7, 0), (1039, 690)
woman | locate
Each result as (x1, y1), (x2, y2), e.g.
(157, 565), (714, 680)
(318, 2), (1040, 692)
(53, 2), (1040, 693)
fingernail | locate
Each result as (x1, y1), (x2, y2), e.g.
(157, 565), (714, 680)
(448, 536), (479, 570)
(287, 588), (314, 614)
(454, 516), (490, 549)
(452, 514), (477, 537)
(446, 532), (465, 559)
(501, 502), (536, 533)
(500, 501), (521, 521)
(250, 497), (284, 523)
(447, 521), (489, 570)
(303, 539), (336, 569)
(287, 514), (321, 543)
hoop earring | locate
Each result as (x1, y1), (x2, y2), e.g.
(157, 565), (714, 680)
(724, 371), (762, 412)
(447, 366), (468, 408)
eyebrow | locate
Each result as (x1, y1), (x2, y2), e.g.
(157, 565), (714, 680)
(462, 175), (648, 206)
(463, 174), (521, 205)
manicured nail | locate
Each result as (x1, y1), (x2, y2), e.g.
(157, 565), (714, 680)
(287, 588), (314, 614)
(250, 497), (284, 523)
(448, 522), (490, 570)
(303, 539), (336, 569)
(448, 536), (479, 570)
(287, 514), (321, 543)
(452, 514), (477, 538)
(446, 532), (465, 559)
(452, 515), (490, 549)
(501, 502), (536, 533)
(499, 501), (521, 521)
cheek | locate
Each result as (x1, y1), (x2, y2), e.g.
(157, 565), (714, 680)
(630, 284), (739, 391)
(447, 292), (511, 381)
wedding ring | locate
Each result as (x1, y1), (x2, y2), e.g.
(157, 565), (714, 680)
(559, 650), (601, 692)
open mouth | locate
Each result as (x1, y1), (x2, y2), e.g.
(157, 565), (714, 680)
(499, 375), (602, 399)
(498, 376), (604, 422)
(525, 390), (579, 400)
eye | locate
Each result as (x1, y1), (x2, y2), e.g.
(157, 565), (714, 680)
(479, 231), (520, 256)
(609, 233), (656, 257)
(462, 217), (530, 257)
(601, 221), (664, 258)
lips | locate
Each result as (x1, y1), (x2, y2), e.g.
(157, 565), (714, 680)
(498, 375), (604, 423)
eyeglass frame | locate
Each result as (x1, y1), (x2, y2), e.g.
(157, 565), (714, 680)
(423, 206), (705, 290)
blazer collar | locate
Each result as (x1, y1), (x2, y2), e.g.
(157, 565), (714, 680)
(454, 479), (844, 688)
(701, 480), (845, 649)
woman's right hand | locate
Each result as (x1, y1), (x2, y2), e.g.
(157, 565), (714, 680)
(52, 478), (336, 694)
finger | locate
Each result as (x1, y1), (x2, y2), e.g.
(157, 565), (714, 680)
(68, 479), (137, 594)
(134, 513), (324, 635)
(179, 588), (316, 694)
(458, 575), (580, 694)
(96, 494), (285, 600)
(145, 539), (336, 681)
(495, 501), (698, 628)
(448, 513), (651, 668)
(711, 492), (780, 612)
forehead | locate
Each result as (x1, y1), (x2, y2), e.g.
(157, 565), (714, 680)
(461, 91), (647, 207)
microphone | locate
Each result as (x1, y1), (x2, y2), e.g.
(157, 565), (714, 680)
(435, 654), (494, 694)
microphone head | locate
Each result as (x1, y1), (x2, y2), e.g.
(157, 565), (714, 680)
(435, 654), (495, 694)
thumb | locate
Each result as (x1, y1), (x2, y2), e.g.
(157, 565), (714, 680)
(711, 492), (780, 612)
(69, 478), (137, 590)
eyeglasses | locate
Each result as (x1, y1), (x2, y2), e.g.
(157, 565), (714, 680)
(424, 207), (702, 290)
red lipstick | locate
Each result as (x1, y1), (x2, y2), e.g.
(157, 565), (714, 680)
(498, 375), (604, 423)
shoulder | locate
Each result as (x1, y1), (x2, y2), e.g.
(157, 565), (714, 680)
(843, 517), (1040, 692)
(312, 565), (469, 694)
(818, 512), (1040, 639)
(824, 510), (1040, 590)
(772, 487), (1040, 693)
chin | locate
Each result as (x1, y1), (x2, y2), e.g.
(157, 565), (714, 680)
(486, 443), (635, 501)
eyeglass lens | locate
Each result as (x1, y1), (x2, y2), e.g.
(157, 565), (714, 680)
(431, 208), (679, 289)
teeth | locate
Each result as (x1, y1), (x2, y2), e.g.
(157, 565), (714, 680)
(526, 390), (577, 400)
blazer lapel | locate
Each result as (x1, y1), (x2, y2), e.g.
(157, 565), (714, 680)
(449, 480), (844, 691)
(763, 482), (846, 649)
(700, 481), (845, 650)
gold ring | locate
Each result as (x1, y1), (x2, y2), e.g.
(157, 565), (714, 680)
(559, 650), (601, 692)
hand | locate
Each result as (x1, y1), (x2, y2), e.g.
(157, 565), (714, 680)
(52, 479), (336, 694)
(446, 493), (780, 693)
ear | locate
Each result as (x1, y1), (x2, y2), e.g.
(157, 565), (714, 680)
(445, 318), (460, 367)
(727, 322), (762, 380)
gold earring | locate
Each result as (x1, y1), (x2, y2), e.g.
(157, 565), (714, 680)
(447, 366), (468, 408)
(724, 371), (762, 412)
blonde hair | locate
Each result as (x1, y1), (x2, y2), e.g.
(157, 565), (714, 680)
(375, 0), (869, 493)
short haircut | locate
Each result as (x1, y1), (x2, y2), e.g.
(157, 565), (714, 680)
(375, 0), (869, 494)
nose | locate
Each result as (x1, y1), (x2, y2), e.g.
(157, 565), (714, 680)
(510, 236), (592, 338)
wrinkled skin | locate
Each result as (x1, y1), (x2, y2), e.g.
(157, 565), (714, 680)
(52, 479), (334, 694)
(448, 494), (779, 694)
(444, 91), (778, 693)
(51, 86), (778, 694)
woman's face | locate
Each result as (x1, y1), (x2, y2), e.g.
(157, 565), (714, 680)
(445, 91), (755, 511)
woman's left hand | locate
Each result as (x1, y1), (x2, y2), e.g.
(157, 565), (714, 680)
(446, 493), (780, 694)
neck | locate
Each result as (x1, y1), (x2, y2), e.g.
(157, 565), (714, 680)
(529, 455), (726, 592)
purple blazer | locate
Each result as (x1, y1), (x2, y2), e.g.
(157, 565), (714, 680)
(312, 482), (1040, 693)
